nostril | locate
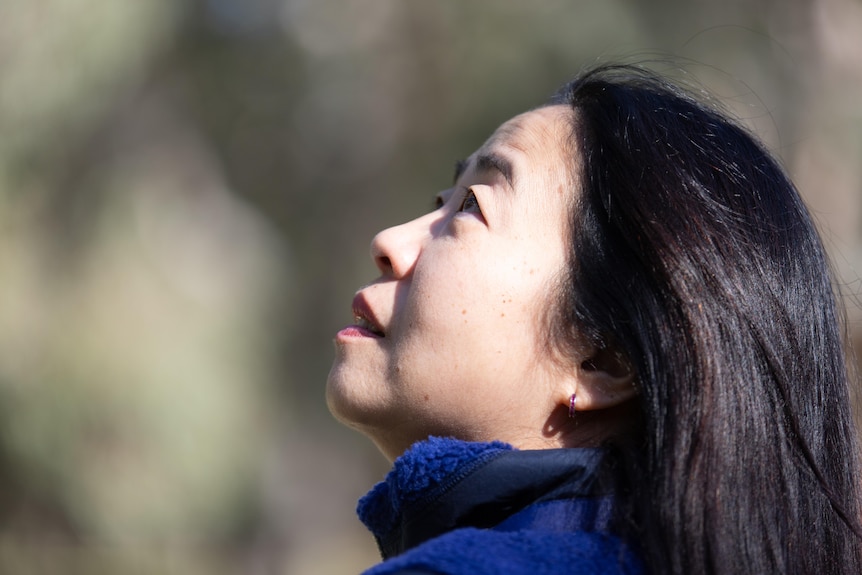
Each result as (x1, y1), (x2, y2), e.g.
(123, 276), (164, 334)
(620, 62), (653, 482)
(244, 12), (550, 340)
(370, 231), (393, 274)
(376, 255), (393, 274)
(371, 219), (423, 278)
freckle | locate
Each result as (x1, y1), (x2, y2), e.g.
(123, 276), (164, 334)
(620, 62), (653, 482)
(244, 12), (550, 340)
(462, 309), (467, 315)
(424, 394), (429, 401)
(395, 366), (400, 373)
(529, 268), (535, 275)
(501, 313), (505, 317)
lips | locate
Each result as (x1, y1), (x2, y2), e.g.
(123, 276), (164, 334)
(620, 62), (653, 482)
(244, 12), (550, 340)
(351, 293), (385, 337)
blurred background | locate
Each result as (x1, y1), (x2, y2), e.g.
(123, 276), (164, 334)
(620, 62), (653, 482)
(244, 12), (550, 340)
(0, 0), (861, 573)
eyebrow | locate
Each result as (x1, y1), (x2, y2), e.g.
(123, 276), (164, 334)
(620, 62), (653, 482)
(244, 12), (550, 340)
(452, 152), (515, 188)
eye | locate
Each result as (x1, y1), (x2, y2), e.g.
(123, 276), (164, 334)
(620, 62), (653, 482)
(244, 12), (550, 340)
(458, 188), (482, 214)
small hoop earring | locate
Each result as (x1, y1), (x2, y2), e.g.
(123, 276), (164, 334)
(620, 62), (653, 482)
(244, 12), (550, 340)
(568, 393), (577, 418)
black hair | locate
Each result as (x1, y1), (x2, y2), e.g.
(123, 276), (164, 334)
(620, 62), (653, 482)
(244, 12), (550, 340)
(550, 65), (862, 574)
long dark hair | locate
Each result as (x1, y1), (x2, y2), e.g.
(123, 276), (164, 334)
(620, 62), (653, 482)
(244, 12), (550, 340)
(551, 65), (862, 574)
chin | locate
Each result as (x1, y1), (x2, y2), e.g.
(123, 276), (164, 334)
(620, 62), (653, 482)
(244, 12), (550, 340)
(325, 365), (360, 425)
(326, 362), (386, 430)
(326, 370), (424, 461)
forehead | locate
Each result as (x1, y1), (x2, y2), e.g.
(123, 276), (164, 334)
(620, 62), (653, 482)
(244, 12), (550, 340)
(477, 106), (577, 223)
(482, 105), (572, 160)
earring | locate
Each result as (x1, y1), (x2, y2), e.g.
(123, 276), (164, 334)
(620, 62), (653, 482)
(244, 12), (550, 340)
(568, 393), (577, 418)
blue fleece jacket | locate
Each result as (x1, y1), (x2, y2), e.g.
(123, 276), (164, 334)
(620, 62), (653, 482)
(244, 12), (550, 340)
(357, 437), (644, 575)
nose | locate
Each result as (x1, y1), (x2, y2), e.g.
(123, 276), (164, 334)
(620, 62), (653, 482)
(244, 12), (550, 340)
(371, 212), (436, 278)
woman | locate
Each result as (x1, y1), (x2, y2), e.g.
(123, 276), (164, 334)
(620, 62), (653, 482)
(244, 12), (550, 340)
(326, 64), (862, 574)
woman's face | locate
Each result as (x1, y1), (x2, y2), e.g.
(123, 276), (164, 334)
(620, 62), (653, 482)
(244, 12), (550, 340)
(327, 105), (577, 460)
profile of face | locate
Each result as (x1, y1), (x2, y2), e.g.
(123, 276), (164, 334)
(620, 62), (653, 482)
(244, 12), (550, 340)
(327, 105), (635, 460)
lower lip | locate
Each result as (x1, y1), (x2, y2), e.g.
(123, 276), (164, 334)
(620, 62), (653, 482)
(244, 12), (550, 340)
(336, 326), (384, 340)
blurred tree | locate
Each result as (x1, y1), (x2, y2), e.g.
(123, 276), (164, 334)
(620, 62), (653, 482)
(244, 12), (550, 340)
(0, 1), (860, 573)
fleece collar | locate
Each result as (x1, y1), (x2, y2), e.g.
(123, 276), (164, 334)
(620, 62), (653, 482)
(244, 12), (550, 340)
(357, 437), (617, 559)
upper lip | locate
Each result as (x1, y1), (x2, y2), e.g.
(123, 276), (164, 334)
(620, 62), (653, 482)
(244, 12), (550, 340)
(352, 292), (385, 336)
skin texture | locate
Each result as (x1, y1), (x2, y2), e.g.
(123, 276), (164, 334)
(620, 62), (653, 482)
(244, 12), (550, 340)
(327, 105), (634, 461)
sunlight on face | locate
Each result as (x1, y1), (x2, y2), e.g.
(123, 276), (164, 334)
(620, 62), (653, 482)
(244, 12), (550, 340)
(326, 105), (578, 460)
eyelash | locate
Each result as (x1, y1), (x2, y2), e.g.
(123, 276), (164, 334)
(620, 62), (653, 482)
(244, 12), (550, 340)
(458, 188), (481, 214)
(432, 188), (482, 215)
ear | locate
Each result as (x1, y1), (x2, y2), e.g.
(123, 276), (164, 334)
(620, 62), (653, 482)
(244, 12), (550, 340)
(570, 347), (637, 411)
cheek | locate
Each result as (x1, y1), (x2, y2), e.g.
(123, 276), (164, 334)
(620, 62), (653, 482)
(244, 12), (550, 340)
(399, 249), (553, 375)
